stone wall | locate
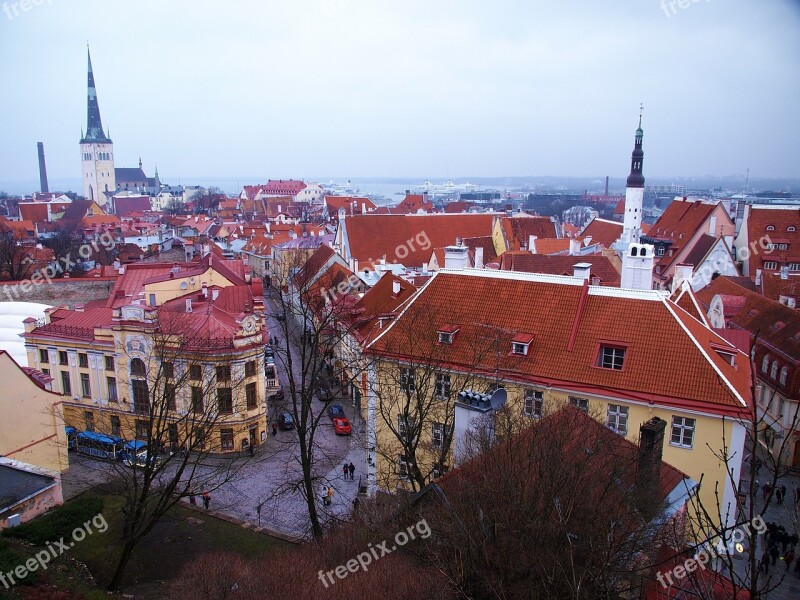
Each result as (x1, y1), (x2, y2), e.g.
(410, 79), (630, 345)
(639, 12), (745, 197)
(0, 278), (115, 308)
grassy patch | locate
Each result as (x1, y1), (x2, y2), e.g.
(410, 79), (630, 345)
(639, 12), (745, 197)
(70, 494), (292, 594)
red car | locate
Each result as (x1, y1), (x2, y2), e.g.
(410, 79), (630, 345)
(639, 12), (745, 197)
(332, 417), (352, 436)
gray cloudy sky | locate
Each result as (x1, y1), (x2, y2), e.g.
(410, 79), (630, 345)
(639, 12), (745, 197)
(1, 0), (798, 185)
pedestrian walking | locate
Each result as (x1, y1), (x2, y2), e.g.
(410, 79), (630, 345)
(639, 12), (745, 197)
(189, 493), (196, 506)
(202, 491), (211, 510)
(785, 549), (795, 570)
(763, 483), (772, 501)
(770, 544), (779, 566)
(343, 464), (349, 479)
(322, 486), (329, 506)
(352, 496), (360, 514)
(760, 551), (771, 574)
(777, 485), (785, 505)
(348, 462), (355, 480)
(272, 422), (278, 436)
(249, 443), (255, 457)
(327, 486), (334, 505)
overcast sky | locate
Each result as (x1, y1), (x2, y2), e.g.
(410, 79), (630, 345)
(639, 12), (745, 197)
(1, 0), (798, 186)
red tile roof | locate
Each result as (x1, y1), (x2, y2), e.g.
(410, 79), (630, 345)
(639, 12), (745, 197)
(368, 270), (750, 414)
(746, 206), (800, 273)
(580, 218), (622, 248)
(113, 196), (152, 218)
(498, 253), (621, 286)
(341, 213), (496, 267)
(393, 193), (434, 214)
(650, 199), (717, 241)
(18, 203), (48, 223)
(499, 216), (560, 251)
(324, 196), (376, 219)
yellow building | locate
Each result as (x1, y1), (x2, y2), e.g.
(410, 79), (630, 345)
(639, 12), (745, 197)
(0, 351), (68, 473)
(22, 255), (274, 453)
(364, 270), (751, 532)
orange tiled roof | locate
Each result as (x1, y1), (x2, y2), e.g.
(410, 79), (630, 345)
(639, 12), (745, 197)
(746, 206), (800, 273)
(500, 216), (560, 251)
(368, 270), (750, 414)
(341, 213), (496, 266)
(498, 253), (620, 286)
(580, 218), (622, 248)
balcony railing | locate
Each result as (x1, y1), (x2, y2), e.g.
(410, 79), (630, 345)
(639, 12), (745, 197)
(265, 378), (279, 389)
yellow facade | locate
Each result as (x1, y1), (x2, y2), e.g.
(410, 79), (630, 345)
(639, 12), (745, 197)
(369, 360), (742, 525)
(0, 352), (69, 473)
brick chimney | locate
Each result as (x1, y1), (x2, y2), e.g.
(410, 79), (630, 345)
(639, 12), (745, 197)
(636, 416), (666, 518)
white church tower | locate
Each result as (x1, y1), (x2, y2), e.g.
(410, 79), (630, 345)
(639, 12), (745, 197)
(80, 48), (115, 205)
(616, 108), (655, 290)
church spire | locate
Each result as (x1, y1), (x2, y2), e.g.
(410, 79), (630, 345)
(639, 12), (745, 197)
(626, 103), (645, 189)
(83, 47), (111, 143)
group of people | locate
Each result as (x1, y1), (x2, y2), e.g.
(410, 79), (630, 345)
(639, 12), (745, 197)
(759, 522), (800, 576)
(342, 462), (356, 480)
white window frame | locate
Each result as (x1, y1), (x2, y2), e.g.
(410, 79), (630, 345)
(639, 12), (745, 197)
(511, 342), (529, 356)
(432, 422), (445, 449)
(670, 416), (696, 448)
(762, 355), (770, 373)
(524, 389), (543, 418)
(789, 263), (800, 271)
(398, 455), (410, 480)
(607, 404), (629, 435)
(438, 332), (454, 344)
(400, 367), (416, 393)
(569, 396), (589, 412)
(398, 414), (415, 442)
(763, 261), (778, 270)
(434, 373), (451, 399)
(599, 346), (626, 370)
(770, 361), (779, 380)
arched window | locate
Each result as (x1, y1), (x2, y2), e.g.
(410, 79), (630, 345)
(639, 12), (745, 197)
(788, 226), (796, 232)
(131, 358), (146, 377)
(770, 361), (779, 380)
(762, 355), (769, 373)
(779, 367), (788, 386)
(766, 225), (775, 231)
(640, 247), (647, 256)
(631, 247), (638, 257)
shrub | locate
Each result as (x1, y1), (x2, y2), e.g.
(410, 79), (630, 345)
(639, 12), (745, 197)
(2, 496), (104, 546)
(0, 538), (37, 586)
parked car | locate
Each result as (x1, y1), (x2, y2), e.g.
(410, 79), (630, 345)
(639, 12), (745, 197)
(327, 404), (345, 419)
(278, 412), (295, 430)
(332, 417), (352, 436)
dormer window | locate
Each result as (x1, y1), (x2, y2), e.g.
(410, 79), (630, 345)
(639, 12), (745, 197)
(598, 345), (626, 370)
(437, 325), (460, 345)
(714, 349), (736, 366)
(510, 333), (534, 356)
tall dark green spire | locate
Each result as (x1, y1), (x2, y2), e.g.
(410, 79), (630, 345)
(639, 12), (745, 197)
(82, 47), (111, 143)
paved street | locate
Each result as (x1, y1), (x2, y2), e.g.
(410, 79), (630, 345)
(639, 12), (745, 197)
(62, 288), (365, 540)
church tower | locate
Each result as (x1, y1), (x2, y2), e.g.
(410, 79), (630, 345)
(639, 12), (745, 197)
(620, 109), (645, 245)
(80, 48), (115, 205)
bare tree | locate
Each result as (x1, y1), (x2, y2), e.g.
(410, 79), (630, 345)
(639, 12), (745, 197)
(0, 228), (34, 280)
(266, 248), (373, 539)
(63, 308), (253, 590)
(409, 405), (673, 599)
(675, 335), (800, 599)
(368, 312), (523, 493)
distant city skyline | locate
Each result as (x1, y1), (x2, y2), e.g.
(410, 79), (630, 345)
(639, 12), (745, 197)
(1, 0), (799, 188)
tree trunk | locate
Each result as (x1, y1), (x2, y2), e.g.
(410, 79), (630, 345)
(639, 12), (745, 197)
(107, 538), (137, 591)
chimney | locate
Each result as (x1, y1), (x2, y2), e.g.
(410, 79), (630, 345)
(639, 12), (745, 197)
(392, 280), (401, 296)
(444, 245), (469, 270)
(37, 142), (49, 193)
(361, 202), (367, 215)
(672, 263), (694, 292)
(202, 283), (208, 298)
(185, 298), (192, 313)
(569, 239), (581, 256)
(528, 235), (537, 254)
(573, 262), (592, 281)
(119, 265), (125, 275)
(636, 417), (666, 517)
(112, 259), (120, 270)
(212, 288), (220, 300)
(353, 259), (359, 273)
(604, 175), (609, 198)
(474, 247), (484, 269)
